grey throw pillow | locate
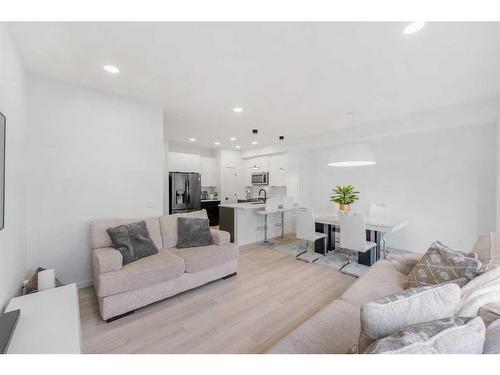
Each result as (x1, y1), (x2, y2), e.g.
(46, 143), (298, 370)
(364, 316), (485, 354)
(107, 221), (158, 265)
(176, 217), (212, 249)
(402, 241), (481, 289)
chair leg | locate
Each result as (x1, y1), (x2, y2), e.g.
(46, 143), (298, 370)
(295, 241), (308, 258)
(339, 249), (352, 271)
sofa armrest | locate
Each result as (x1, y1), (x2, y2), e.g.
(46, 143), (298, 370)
(92, 247), (123, 274)
(387, 252), (422, 275)
(210, 229), (231, 246)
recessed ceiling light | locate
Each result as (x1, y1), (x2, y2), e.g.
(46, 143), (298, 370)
(403, 22), (425, 35)
(235, 145), (241, 149)
(103, 64), (120, 74)
(252, 141), (258, 145)
(233, 107), (243, 113)
(189, 138), (196, 142)
(214, 142), (220, 145)
(230, 137), (236, 141)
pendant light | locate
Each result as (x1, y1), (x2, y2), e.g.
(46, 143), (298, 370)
(327, 112), (376, 167)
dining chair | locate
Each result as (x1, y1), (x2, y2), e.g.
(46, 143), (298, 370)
(295, 207), (326, 263)
(369, 202), (392, 258)
(338, 211), (377, 272)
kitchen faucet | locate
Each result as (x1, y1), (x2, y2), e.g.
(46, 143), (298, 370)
(258, 188), (267, 202)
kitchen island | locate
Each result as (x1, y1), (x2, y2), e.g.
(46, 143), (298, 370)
(219, 202), (294, 246)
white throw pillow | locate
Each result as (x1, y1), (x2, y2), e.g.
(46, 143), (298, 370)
(359, 283), (461, 352)
(364, 317), (485, 354)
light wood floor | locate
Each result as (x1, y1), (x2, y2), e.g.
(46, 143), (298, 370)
(78, 239), (355, 354)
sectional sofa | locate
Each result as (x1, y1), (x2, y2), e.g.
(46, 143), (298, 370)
(89, 209), (238, 321)
(268, 248), (499, 354)
(267, 255), (416, 353)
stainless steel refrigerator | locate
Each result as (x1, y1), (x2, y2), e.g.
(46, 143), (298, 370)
(169, 172), (201, 214)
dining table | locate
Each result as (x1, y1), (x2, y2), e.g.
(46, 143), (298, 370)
(314, 212), (408, 266)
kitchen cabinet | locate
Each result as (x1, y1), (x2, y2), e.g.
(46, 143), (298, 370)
(243, 155), (270, 186)
(200, 156), (217, 186)
(201, 200), (220, 226)
(269, 153), (288, 186)
(168, 152), (200, 173)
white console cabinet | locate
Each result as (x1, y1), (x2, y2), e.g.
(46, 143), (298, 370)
(5, 284), (81, 353)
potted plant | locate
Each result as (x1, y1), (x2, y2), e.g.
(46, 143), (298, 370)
(330, 185), (359, 212)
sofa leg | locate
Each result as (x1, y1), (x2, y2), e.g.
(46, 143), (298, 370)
(106, 310), (135, 323)
(222, 272), (237, 280)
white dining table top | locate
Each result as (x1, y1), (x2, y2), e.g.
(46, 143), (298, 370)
(314, 212), (408, 233)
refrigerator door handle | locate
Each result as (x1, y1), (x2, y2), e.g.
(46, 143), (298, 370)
(186, 177), (190, 205)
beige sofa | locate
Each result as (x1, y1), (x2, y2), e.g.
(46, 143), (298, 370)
(89, 209), (238, 321)
(267, 255), (419, 353)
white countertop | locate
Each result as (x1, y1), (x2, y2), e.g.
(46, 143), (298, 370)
(219, 202), (265, 209)
(201, 199), (221, 202)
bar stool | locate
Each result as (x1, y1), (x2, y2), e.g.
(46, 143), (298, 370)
(275, 196), (295, 238)
(255, 198), (280, 245)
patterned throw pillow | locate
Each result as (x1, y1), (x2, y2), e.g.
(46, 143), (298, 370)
(402, 241), (481, 289)
(364, 316), (485, 354)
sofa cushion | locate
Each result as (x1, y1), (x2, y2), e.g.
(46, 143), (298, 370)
(90, 216), (162, 250)
(359, 283), (461, 352)
(364, 316), (485, 354)
(160, 210), (208, 249)
(177, 217), (212, 249)
(267, 299), (360, 354)
(479, 304), (500, 327)
(473, 232), (500, 273)
(402, 241), (480, 289)
(170, 244), (239, 273)
(459, 266), (500, 317)
(484, 318), (500, 354)
(210, 229), (230, 246)
(107, 221), (159, 265)
(96, 249), (185, 297)
(340, 260), (406, 307)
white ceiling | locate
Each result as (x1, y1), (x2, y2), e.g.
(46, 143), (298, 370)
(7, 22), (500, 150)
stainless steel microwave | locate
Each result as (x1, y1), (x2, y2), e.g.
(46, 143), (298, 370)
(251, 172), (269, 185)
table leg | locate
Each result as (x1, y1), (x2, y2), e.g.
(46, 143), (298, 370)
(324, 223), (332, 252)
(281, 211), (285, 238)
(331, 224), (336, 250)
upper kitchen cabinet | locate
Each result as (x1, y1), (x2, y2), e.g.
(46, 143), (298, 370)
(200, 156), (217, 186)
(244, 155), (270, 186)
(168, 152), (201, 173)
(269, 153), (288, 186)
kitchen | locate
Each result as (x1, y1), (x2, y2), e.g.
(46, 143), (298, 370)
(166, 144), (296, 245)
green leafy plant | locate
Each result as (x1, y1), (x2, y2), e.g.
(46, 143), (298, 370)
(329, 185), (360, 205)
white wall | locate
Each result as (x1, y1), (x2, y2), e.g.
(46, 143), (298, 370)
(26, 76), (164, 286)
(298, 122), (497, 252)
(0, 25), (27, 308)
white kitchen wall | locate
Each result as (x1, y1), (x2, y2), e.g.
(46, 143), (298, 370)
(0, 25), (27, 308)
(298, 122), (497, 252)
(26, 76), (164, 286)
